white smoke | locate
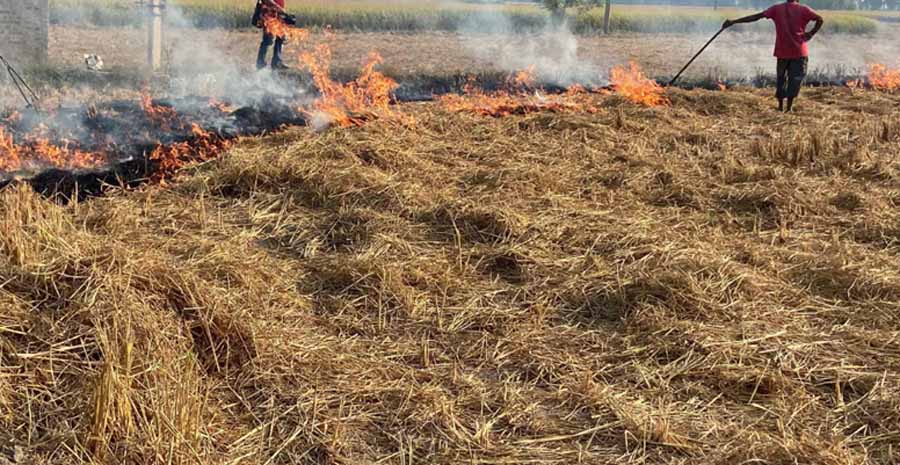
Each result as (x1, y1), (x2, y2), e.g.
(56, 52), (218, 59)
(455, 9), (607, 87)
(162, 5), (311, 108)
(446, 2), (898, 86)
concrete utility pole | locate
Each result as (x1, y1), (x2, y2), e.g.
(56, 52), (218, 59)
(147, 0), (164, 71)
(603, 0), (612, 34)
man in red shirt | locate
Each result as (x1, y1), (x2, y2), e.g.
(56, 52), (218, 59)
(723, 1), (824, 112)
(255, 0), (289, 70)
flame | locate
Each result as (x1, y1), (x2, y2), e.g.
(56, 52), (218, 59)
(208, 97), (235, 114)
(867, 63), (900, 91)
(141, 89), (180, 127)
(300, 45), (399, 127)
(440, 70), (599, 117)
(2, 91), (235, 180)
(258, 25), (405, 128)
(610, 62), (668, 106)
(149, 123), (231, 180)
(511, 65), (537, 89)
(0, 126), (107, 173)
(263, 16), (309, 42)
(0, 127), (22, 172)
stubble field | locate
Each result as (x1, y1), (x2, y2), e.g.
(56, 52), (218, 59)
(3, 3), (900, 463)
(2, 82), (900, 464)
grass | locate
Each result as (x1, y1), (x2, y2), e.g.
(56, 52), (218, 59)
(2, 86), (900, 464)
(577, 5), (879, 34)
(48, 0), (879, 34)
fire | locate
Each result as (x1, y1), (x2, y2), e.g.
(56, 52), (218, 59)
(208, 97), (235, 114)
(255, 24), (405, 128)
(610, 62), (668, 106)
(867, 63), (900, 91)
(2, 89), (238, 182)
(149, 123), (230, 180)
(511, 65), (537, 89)
(0, 126), (107, 173)
(263, 15), (309, 42)
(300, 45), (399, 127)
(0, 127), (22, 172)
(141, 89), (180, 127)
(440, 71), (599, 117)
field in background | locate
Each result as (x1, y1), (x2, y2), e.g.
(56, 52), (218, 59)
(49, 0), (879, 33)
(2, 87), (899, 465)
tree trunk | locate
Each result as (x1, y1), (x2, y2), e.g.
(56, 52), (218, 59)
(603, 0), (612, 34)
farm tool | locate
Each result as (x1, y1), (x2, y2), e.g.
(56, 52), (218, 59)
(1, 54), (40, 109)
(668, 28), (725, 86)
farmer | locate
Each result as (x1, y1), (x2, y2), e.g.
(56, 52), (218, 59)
(255, 0), (290, 70)
(723, 1), (824, 112)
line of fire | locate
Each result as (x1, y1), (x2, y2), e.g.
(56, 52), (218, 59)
(1, 1), (899, 199)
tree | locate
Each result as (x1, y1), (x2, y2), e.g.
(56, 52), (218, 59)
(541, 0), (610, 33)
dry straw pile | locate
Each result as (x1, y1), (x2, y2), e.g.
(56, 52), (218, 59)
(1, 87), (899, 464)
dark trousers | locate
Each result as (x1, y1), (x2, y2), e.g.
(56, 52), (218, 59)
(776, 57), (808, 99)
(257, 32), (284, 69)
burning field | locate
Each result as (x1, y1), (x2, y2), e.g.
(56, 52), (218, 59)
(3, 17), (900, 464)
(2, 79), (900, 464)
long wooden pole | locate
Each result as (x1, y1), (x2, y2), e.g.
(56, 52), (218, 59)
(668, 28), (723, 86)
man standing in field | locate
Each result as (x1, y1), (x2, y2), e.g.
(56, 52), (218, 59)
(723, 1), (824, 112)
(255, 0), (290, 70)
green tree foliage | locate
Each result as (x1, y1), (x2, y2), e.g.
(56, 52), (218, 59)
(541, 0), (603, 13)
(745, 0), (857, 10)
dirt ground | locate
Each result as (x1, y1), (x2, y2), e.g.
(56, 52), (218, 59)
(1, 24), (895, 107)
(47, 24), (900, 81)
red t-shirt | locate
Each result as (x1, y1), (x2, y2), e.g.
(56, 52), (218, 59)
(764, 2), (820, 59)
(261, 0), (284, 18)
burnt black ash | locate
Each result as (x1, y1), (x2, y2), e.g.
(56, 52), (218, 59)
(1, 95), (307, 199)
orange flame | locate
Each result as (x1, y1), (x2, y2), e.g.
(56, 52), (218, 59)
(263, 16), (309, 42)
(0, 127), (22, 172)
(867, 63), (900, 91)
(511, 65), (537, 89)
(610, 62), (668, 106)
(2, 91), (238, 181)
(149, 123), (231, 180)
(141, 89), (180, 128)
(300, 45), (399, 127)
(440, 70), (599, 117)
(208, 97), (235, 114)
(0, 126), (107, 173)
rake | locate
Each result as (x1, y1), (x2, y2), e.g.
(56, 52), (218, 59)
(0, 55), (40, 109)
(668, 28), (725, 87)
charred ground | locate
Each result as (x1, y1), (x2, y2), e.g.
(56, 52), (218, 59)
(1, 86), (899, 464)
